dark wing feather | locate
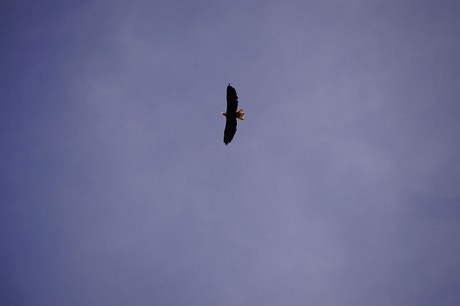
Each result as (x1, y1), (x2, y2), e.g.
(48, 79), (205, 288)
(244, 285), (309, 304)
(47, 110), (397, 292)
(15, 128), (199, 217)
(226, 85), (238, 114)
(223, 117), (237, 145)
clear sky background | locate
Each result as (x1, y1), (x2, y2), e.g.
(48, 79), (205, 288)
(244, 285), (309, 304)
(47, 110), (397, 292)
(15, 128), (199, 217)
(1, 0), (460, 305)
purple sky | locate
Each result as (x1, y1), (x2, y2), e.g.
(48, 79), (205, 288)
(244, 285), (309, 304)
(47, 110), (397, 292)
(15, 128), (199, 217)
(1, 0), (460, 305)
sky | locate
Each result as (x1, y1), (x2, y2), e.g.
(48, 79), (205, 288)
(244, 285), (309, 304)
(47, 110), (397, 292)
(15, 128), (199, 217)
(1, 0), (460, 305)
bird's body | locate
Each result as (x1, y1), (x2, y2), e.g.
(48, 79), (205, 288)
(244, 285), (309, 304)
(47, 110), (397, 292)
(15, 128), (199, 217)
(222, 84), (244, 145)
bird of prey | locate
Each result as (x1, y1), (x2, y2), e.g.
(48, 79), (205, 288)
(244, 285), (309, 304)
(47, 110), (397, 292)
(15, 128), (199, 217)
(222, 84), (245, 145)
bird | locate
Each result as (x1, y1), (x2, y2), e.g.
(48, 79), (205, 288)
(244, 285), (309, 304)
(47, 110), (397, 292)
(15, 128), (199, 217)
(222, 84), (245, 145)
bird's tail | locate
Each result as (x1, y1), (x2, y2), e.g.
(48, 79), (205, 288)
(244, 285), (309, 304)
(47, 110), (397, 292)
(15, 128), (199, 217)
(237, 108), (245, 120)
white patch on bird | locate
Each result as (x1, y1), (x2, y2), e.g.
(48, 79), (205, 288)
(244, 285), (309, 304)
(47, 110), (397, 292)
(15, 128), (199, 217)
(237, 109), (245, 120)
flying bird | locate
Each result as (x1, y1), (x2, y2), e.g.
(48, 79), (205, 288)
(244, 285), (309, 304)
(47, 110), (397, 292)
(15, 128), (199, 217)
(222, 84), (245, 145)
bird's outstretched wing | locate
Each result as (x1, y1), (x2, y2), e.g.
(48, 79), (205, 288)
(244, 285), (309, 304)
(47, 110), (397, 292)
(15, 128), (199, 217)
(224, 116), (237, 145)
(226, 84), (238, 114)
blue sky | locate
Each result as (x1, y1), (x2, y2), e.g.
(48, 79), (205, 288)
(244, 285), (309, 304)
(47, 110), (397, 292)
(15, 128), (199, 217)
(1, 1), (460, 305)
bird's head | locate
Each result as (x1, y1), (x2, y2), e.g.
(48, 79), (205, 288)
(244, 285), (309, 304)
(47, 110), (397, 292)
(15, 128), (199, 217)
(221, 112), (227, 117)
